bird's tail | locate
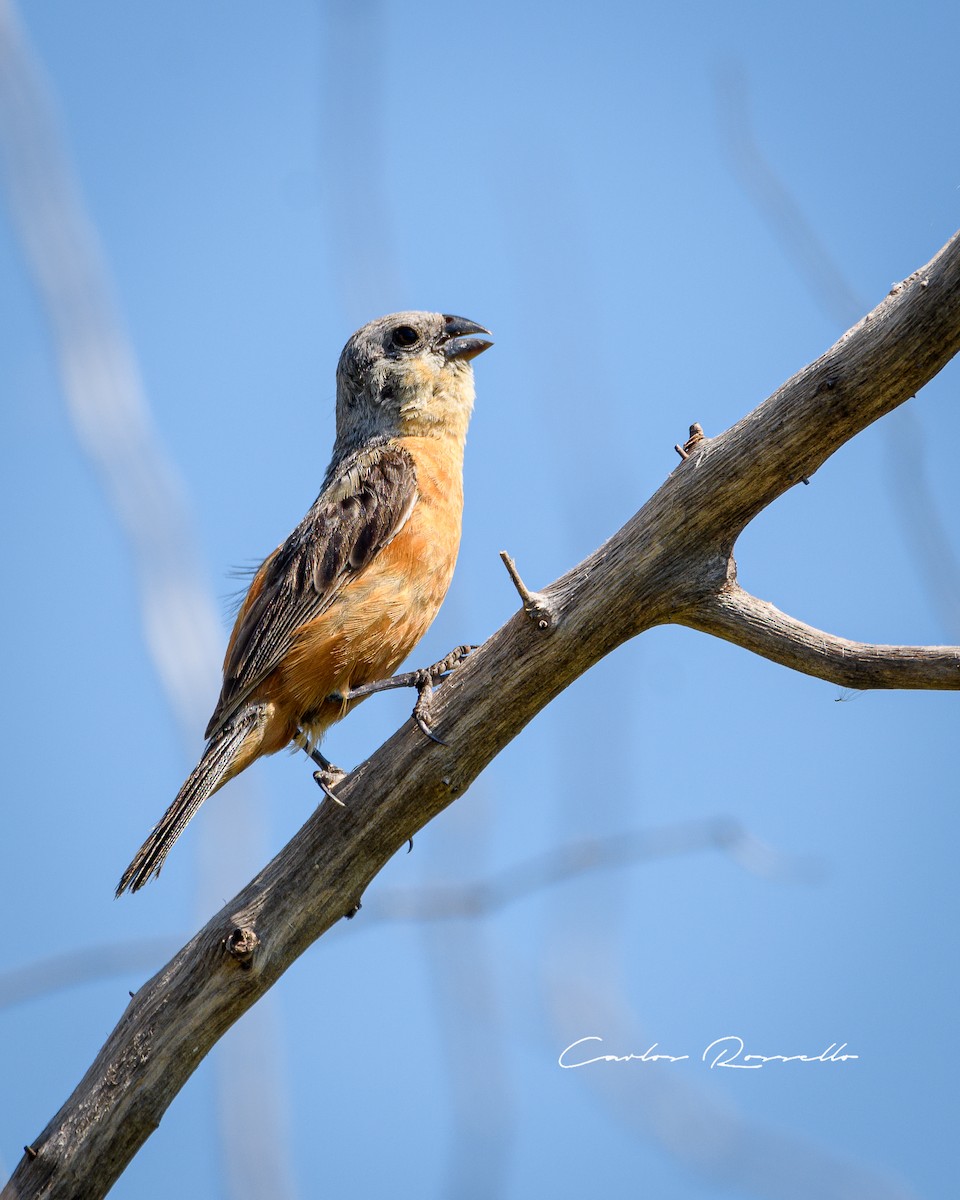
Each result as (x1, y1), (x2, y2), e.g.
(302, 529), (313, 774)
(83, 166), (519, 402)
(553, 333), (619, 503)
(116, 705), (265, 896)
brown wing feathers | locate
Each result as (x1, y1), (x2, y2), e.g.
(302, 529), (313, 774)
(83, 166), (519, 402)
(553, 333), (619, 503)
(206, 443), (418, 736)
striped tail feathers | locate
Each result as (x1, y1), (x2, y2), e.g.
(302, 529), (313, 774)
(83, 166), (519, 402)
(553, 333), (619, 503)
(116, 704), (266, 896)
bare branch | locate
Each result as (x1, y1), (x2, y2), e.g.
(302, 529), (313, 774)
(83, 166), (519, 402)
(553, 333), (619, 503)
(4, 224), (960, 1200)
(665, 234), (960, 545)
(685, 584), (960, 689)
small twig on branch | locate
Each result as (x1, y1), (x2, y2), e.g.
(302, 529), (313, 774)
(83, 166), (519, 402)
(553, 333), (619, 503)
(674, 422), (705, 460)
(499, 551), (557, 631)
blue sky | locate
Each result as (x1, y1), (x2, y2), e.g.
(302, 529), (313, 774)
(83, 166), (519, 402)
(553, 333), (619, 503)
(1, 3), (957, 1198)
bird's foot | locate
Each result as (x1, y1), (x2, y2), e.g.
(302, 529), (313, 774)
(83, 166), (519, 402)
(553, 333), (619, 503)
(410, 644), (477, 744)
(306, 742), (347, 806)
(312, 766), (346, 806)
(331, 644), (477, 744)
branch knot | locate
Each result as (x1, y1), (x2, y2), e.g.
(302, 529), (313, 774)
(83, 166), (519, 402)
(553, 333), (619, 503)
(224, 925), (259, 968)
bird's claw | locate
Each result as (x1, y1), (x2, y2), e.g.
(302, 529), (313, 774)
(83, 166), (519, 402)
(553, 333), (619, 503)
(413, 674), (447, 745)
(313, 768), (346, 806)
(410, 644), (476, 743)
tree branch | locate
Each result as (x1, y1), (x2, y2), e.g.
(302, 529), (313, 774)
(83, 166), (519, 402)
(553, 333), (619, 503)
(685, 583), (960, 689)
(6, 230), (960, 1200)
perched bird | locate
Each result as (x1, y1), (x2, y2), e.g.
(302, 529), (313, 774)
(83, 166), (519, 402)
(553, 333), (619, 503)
(117, 311), (492, 894)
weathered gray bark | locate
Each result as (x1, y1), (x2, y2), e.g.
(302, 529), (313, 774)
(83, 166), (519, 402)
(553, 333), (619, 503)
(5, 230), (959, 1200)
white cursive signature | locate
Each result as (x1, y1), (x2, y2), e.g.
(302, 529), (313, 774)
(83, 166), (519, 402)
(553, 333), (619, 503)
(558, 1037), (689, 1068)
(558, 1034), (859, 1070)
(701, 1035), (859, 1069)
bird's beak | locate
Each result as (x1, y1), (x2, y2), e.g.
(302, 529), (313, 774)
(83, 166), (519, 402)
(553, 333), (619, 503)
(440, 314), (493, 361)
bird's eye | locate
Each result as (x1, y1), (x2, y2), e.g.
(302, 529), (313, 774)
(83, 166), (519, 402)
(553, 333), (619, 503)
(392, 325), (420, 349)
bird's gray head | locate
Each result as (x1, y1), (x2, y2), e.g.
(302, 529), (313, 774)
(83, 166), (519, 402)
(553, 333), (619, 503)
(333, 311), (492, 452)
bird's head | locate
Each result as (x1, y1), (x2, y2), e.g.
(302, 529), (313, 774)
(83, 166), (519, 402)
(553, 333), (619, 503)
(334, 311), (492, 451)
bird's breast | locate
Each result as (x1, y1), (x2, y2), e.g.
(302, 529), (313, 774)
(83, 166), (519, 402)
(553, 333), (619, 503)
(278, 434), (465, 719)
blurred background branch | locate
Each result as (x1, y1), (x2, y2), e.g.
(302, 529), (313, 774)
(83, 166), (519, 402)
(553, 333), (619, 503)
(0, 6), (294, 1199)
(0, 815), (818, 1011)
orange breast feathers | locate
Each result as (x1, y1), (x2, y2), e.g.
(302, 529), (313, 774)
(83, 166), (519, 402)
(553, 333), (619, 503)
(223, 434), (465, 755)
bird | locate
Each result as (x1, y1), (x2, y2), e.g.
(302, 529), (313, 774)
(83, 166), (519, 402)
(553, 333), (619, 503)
(117, 311), (492, 894)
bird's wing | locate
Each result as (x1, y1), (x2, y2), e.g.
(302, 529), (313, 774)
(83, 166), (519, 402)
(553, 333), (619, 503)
(205, 441), (419, 737)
